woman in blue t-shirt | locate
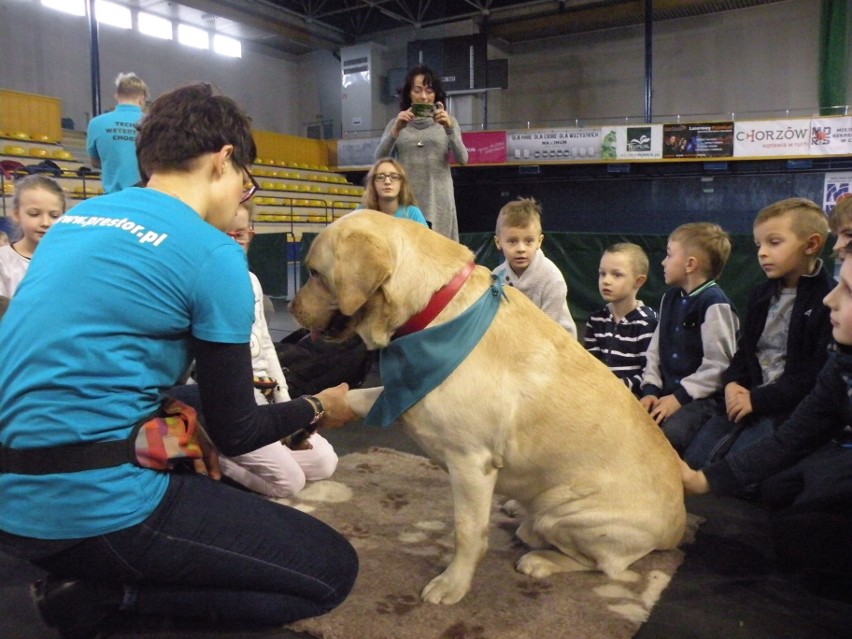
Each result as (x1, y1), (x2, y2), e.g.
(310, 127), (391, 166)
(0, 83), (358, 637)
(358, 156), (429, 227)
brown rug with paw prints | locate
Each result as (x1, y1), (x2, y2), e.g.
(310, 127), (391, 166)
(279, 447), (699, 639)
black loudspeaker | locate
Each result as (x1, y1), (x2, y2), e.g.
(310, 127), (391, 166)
(385, 68), (407, 104)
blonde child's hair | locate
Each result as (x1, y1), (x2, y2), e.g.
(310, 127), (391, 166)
(605, 242), (649, 277)
(495, 197), (542, 234)
(12, 174), (66, 213)
(754, 197), (828, 242)
(115, 72), (148, 99)
(669, 222), (731, 280)
(361, 157), (416, 210)
(829, 196), (852, 234)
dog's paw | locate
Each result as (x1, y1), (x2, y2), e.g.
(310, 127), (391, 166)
(516, 551), (558, 579)
(420, 572), (471, 605)
(500, 498), (524, 517)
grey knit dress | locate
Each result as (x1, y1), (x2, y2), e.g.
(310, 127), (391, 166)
(375, 116), (469, 240)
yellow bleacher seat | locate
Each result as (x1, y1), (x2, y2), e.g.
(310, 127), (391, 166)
(29, 148), (49, 158)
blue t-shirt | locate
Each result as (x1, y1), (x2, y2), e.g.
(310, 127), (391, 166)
(86, 104), (144, 193)
(394, 205), (429, 227)
(0, 187), (254, 539)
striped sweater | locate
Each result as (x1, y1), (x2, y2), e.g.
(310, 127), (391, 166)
(584, 303), (658, 396)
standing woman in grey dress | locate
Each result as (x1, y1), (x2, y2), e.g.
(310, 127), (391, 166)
(374, 65), (469, 240)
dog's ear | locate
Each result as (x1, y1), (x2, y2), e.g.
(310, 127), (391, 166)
(333, 230), (393, 316)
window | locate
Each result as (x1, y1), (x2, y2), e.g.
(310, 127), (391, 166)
(138, 12), (173, 40)
(213, 34), (241, 58)
(41, 0), (85, 17)
(95, 0), (131, 29)
(177, 23), (209, 50)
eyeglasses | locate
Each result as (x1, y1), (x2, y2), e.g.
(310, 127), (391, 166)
(227, 228), (255, 241)
(374, 172), (402, 183)
(239, 164), (259, 203)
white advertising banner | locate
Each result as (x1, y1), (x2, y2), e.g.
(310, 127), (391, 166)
(733, 119), (810, 157)
(810, 117), (852, 156)
(336, 137), (380, 169)
(506, 128), (601, 162)
(600, 125), (663, 160)
(823, 171), (852, 214)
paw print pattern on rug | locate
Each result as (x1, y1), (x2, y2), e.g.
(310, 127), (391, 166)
(439, 621), (487, 639)
(516, 579), (554, 600)
(355, 462), (377, 475)
(398, 520), (453, 558)
(375, 593), (420, 615)
(336, 522), (371, 541)
(593, 569), (672, 623)
(380, 490), (409, 510)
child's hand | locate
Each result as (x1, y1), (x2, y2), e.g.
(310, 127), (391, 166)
(649, 394), (682, 424)
(639, 395), (658, 413)
(724, 383), (753, 422)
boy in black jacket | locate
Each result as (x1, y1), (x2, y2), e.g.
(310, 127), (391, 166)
(683, 198), (833, 467)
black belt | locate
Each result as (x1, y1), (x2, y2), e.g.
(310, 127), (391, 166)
(0, 440), (134, 475)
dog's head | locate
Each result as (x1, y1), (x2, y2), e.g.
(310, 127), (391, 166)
(289, 210), (475, 349)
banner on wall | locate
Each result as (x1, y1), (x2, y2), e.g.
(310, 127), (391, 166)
(810, 117), (852, 156)
(733, 119), (810, 157)
(662, 123), (734, 158)
(336, 137), (380, 168)
(823, 171), (852, 214)
(600, 125), (663, 160)
(456, 131), (507, 164)
(506, 128), (601, 162)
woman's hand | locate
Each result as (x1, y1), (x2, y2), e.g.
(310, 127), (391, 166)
(392, 109), (414, 137)
(193, 426), (222, 480)
(680, 459), (710, 495)
(314, 383), (358, 429)
(433, 102), (452, 130)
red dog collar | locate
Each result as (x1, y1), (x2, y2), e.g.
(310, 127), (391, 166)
(393, 262), (476, 339)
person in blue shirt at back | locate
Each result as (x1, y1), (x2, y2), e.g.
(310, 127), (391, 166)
(0, 82), (358, 639)
(358, 157), (429, 227)
(86, 72), (148, 193)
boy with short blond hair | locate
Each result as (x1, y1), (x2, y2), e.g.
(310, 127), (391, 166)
(492, 197), (577, 336)
(683, 198), (834, 467)
(584, 243), (658, 396)
(640, 222), (739, 452)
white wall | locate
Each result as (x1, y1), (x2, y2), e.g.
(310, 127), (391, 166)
(369, 0), (851, 130)
(1, 0), (849, 138)
(0, 0), (301, 134)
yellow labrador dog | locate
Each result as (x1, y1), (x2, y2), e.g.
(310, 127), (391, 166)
(290, 210), (686, 605)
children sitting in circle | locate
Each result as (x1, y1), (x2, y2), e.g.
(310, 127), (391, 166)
(0, 175), (65, 298)
(359, 157), (429, 227)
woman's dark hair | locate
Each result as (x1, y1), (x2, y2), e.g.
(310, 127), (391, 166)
(398, 65), (447, 111)
(136, 83), (256, 179)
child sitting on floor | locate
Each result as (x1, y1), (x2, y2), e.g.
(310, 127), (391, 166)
(492, 197), (577, 337)
(682, 198), (833, 468)
(584, 242), (658, 397)
(640, 222), (739, 452)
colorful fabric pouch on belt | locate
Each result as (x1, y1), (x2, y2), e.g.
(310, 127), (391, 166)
(131, 397), (203, 470)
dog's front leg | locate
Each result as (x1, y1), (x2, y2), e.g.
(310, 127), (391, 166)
(346, 386), (383, 418)
(421, 456), (498, 605)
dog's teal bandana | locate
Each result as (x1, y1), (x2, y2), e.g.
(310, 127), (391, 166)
(365, 276), (506, 427)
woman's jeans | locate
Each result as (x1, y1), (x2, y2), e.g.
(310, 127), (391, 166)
(0, 472), (358, 625)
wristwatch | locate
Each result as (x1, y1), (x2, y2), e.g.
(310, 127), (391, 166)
(302, 395), (325, 425)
